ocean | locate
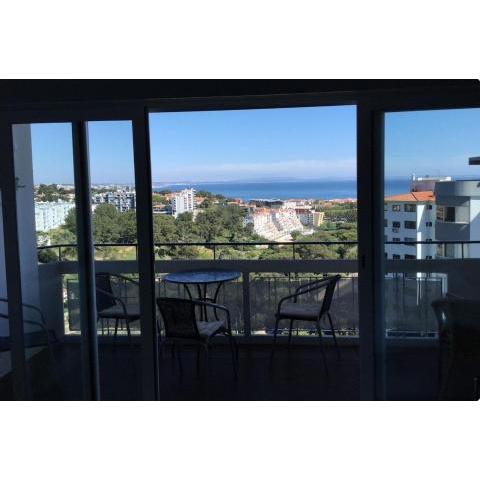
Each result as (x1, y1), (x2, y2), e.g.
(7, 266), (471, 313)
(154, 178), (411, 201)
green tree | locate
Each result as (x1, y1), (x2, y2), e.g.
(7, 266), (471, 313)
(152, 193), (166, 204)
(195, 208), (224, 243)
(64, 208), (77, 235)
(92, 204), (120, 243)
(118, 210), (138, 243)
(38, 247), (58, 263)
(175, 212), (196, 241)
(153, 214), (178, 257)
(221, 205), (245, 241)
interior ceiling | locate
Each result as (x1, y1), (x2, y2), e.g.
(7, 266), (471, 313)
(0, 80), (478, 106)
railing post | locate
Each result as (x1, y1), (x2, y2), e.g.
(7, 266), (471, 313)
(59, 246), (62, 262)
(213, 244), (216, 260)
(242, 271), (251, 336)
(292, 243), (296, 260)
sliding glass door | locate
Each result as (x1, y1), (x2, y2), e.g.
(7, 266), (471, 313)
(381, 106), (480, 400)
(1, 111), (157, 400)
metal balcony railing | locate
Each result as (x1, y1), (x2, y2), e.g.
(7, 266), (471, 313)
(37, 239), (480, 262)
(36, 239), (480, 341)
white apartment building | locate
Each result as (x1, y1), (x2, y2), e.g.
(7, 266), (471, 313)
(245, 207), (308, 241)
(172, 188), (196, 217)
(92, 191), (136, 212)
(35, 201), (75, 232)
(384, 191), (436, 260)
(295, 207), (314, 226)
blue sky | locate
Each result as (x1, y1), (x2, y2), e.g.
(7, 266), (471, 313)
(385, 108), (480, 178)
(29, 106), (480, 184)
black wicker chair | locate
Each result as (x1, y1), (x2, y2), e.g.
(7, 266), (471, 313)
(95, 273), (141, 342)
(432, 294), (480, 400)
(270, 274), (341, 372)
(0, 298), (57, 355)
(156, 297), (238, 380)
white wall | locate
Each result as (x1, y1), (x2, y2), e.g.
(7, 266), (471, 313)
(0, 125), (40, 312)
(12, 125), (40, 308)
(469, 198), (480, 257)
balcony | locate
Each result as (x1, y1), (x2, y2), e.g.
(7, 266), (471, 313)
(7, 239), (476, 400)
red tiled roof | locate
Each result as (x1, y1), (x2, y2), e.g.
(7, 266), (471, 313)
(384, 191), (435, 202)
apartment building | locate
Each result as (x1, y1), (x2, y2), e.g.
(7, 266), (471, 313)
(295, 207), (314, 226)
(313, 211), (325, 227)
(434, 179), (480, 258)
(411, 174), (452, 192)
(92, 191), (136, 212)
(172, 188), (196, 217)
(245, 206), (308, 241)
(384, 191), (436, 260)
(35, 201), (75, 232)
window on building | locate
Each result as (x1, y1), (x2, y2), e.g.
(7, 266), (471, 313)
(393, 237), (400, 243)
(427, 204), (433, 210)
(392, 204), (401, 212)
(392, 221), (400, 228)
(404, 237), (416, 244)
(405, 254), (416, 259)
(426, 255), (433, 260)
(426, 221), (432, 227)
(404, 220), (416, 229)
(426, 238), (432, 242)
(436, 205), (445, 221)
(404, 204), (416, 212)
(445, 206), (456, 222)
(437, 205), (456, 222)
(393, 254), (401, 259)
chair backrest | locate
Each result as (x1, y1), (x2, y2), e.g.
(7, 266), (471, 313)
(319, 275), (341, 316)
(95, 273), (117, 312)
(431, 296), (480, 356)
(156, 297), (199, 339)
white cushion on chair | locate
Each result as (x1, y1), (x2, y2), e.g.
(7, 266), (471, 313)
(196, 320), (225, 338)
(279, 302), (322, 320)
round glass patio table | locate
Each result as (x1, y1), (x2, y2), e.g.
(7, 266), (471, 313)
(163, 269), (241, 321)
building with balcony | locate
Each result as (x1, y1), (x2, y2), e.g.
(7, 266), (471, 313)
(92, 190), (136, 212)
(434, 179), (480, 258)
(171, 188), (196, 217)
(384, 191), (436, 260)
(34, 201), (75, 232)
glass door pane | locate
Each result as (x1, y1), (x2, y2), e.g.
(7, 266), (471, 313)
(86, 121), (143, 399)
(383, 107), (480, 400)
(149, 106), (359, 400)
(12, 123), (85, 399)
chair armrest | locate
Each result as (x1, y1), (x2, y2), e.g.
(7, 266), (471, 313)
(0, 297), (48, 329)
(276, 276), (340, 316)
(277, 283), (327, 312)
(95, 287), (127, 316)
